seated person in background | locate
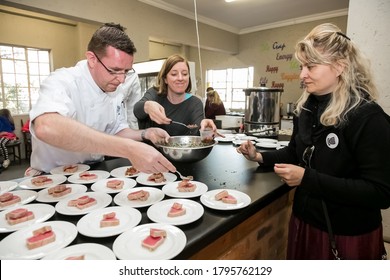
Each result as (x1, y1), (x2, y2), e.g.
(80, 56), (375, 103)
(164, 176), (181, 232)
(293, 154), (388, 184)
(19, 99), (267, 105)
(205, 88), (226, 119)
(27, 23), (176, 176)
(0, 109), (17, 169)
(134, 54), (217, 136)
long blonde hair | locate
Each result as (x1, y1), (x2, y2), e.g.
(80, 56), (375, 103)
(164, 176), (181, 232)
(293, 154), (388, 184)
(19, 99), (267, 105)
(207, 89), (223, 105)
(295, 23), (378, 126)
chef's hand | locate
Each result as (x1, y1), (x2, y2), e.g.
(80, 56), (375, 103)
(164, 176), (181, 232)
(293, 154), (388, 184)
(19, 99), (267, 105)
(144, 101), (171, 124)
(200, 119), (224, 138)
(143, 127), (171, 144)
(274, 163), (305, 187)
(130, 142), (176, 174)
(236, 140), (261, 162)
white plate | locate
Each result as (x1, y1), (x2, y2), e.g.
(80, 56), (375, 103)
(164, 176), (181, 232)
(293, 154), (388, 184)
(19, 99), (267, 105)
(162, 181), (208, 198)
(18, 174), (67, 190)
(113, 187), (164, 208)
(255, 142), (278, 149)
(215, 136), (235, 143)
(217, 130), (236, 134)
(91, 178), (137, 194)
(232, 139), (255, 146)
(42, 243), (116, 260)
(0, 203), (55, 233)
(36, 184), (88, 203)
(136, 172), (177, 186)
(237, 135), (258, 141)
(0, 190), (38, 212)
(255, 138), (278, 144)
(113, 223), (186, 260)
(147, 198), (204, 225)
(55, 192), (112, 216)
(110, 166), (140, 178)
(277, 141), (290, 149)
(200, 189), (251, 210)
(0, 221), (78, 260)
(50, 164), (90, 176)
(77, 206), (142, 238)
(67, 170), (110, 184)
(0, 181), (18, 194)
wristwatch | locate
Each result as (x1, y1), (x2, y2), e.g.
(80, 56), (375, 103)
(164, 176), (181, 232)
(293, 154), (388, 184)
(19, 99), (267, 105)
(141, 129), (147, 141)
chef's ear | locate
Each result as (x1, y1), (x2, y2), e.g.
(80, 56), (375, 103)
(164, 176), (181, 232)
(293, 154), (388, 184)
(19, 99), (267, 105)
(86, 51), (98, 68)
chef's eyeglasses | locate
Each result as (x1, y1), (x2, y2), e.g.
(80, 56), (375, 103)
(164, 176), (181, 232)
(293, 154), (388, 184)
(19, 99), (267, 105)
(93, 52), (135, 77)
(302, 145), (315, 168)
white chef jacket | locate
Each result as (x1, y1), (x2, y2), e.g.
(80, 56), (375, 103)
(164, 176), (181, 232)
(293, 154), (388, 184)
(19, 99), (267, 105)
(118, 71), (142, 129)
(29, 60), (129, 172)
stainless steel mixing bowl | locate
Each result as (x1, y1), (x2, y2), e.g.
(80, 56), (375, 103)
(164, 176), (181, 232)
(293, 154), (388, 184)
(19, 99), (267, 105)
(155, 136), (217, 162)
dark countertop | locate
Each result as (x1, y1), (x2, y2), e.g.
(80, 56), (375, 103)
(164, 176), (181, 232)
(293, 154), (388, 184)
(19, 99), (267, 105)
(0, 142), (290, 259)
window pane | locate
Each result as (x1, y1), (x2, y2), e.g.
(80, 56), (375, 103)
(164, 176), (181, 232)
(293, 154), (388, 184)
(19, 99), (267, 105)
(206, 66), (253, 111)
(15, 74), (28, 86)
(40, 63), (51, 75)
(38, 50), (50, 63)
(1, 59), (15, 73)
(13, 47), (26, 60)
(0, 46), (13, 59)
(29, 62), (40, 75)
(3, 73), (15, 84)
(15, 60), (28, 74)
(232, 89), (245, 102)
(30, 75), (41, 87)
(0, 44), (51, 114)
(27, 49), (39, 62)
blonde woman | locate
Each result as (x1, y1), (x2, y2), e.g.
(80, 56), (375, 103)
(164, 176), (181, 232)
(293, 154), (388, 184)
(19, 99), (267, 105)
(205, 88), (226, 119)
(237, 23), (390, 259)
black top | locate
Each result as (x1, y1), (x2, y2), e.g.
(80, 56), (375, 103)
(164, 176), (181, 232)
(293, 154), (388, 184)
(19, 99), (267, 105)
(262, 95), (390, 235)
(134, 87), (204, 136)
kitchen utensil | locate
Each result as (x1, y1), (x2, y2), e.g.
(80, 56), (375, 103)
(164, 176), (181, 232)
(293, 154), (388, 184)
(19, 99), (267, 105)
(171, 121), (199, 131)
(155, 136), (216, 163)
(176, 171), (193, 181)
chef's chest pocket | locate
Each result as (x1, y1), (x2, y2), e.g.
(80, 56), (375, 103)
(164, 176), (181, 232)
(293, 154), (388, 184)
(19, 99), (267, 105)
(92, 101), (123, 132)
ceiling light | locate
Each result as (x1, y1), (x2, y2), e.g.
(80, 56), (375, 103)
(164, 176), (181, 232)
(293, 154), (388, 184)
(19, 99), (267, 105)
(225, 0), (236, 2)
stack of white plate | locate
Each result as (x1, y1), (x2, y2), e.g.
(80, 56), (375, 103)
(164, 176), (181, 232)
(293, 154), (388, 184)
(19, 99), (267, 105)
(255, 138), (278, 149)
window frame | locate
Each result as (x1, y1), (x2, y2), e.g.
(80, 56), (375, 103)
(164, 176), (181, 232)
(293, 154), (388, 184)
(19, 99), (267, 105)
(0, 44), (51, 115)
(206, 66), (253, 111)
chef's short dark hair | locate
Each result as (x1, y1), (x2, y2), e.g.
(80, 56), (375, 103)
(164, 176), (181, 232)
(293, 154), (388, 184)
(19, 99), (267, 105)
(88, 22), (137, 57)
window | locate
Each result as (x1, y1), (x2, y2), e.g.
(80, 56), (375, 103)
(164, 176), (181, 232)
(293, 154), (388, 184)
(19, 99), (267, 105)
(0, 45), (51, 115)
(206, 67), (253, 111)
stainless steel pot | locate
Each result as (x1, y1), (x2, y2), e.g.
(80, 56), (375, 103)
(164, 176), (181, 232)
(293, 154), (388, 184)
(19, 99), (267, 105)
(243, 87), (283, 136)
(286, 102), (295, 117)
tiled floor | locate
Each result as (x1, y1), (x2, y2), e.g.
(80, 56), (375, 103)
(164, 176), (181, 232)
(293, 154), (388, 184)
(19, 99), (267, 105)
(1, 158), (390, 259)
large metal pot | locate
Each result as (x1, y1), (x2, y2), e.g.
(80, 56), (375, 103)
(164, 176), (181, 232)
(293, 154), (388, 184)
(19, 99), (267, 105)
(155, 136), (217, 163)
(243, 87), (283, 136)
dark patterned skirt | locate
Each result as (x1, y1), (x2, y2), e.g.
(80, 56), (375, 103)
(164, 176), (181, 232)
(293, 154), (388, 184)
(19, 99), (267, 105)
(287, 213), (387, 260)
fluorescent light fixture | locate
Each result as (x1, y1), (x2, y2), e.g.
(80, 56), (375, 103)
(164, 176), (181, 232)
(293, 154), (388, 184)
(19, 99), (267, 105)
(225, 0), (236, 2)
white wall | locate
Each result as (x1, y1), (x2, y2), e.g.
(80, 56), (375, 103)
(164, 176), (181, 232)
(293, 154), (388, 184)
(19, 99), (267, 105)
(347, 0), (390, 114)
